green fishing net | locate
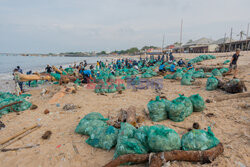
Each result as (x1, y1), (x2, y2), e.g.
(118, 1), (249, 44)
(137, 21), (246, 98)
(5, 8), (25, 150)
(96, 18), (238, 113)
(219, 68), (229, 74)
(204, 72), (213, 78)
(114, 123), (147, 159)
(189, 94), (205, 112)
(206, 76), (218, 91)
(211, 68), (222, 76)
(172, 94), (193, 117)
(181, 127), (220, 151)
(147, 125), (181, 152)
(75, 119), (107, 136)
(223, 60), (230, 64)
(0, 92), (32, 118)
(181, 73), (193, 85)
(168, 100), (186, 122)
(51, 73), (61, 80)
(147, 96), (168, 122)
(86, 126), (119, 150)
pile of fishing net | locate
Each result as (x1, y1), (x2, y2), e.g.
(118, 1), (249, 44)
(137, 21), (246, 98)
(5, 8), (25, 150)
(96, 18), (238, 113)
(188, 55), (216, 64)
(0, 92), (32, 118)
(95, 82), (126, 93)
(148, 94), (205, 122)
(206, 76), (218, 91)
(75, 112), (118, 150)
(164, 69), (183, 80)
(75, 113), (220, 161)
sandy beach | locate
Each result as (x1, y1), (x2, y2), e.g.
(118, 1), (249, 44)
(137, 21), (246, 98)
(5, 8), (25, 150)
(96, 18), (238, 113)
(0, 52), (249, 167)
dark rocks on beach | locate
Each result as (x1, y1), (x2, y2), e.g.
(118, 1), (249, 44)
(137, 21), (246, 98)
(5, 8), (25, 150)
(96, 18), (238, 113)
(193, 122), (200, 129)
(44, 109), (50, 114)
(42, 130), (52, 139)
(205, 99), (211, 103)
(30, 104), (38, 110)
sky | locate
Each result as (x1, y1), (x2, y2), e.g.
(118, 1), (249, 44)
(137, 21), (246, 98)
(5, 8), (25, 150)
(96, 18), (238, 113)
(0, 0), (249, 53)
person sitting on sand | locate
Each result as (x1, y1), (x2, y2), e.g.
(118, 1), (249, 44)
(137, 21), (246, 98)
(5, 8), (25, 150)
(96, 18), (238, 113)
(226, 48), (241, 78)
(159, 62), (166, 72)
(177, 59), (185, 67)
(170, 62), (177, 72)
(187, 63), (193, 70)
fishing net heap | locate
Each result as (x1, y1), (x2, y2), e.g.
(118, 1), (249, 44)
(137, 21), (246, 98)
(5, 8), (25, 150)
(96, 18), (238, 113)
(0, 92), (32, 118)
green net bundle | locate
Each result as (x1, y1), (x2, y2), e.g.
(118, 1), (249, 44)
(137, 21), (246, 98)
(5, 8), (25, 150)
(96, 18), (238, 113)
(172, 69), (184, 80)
(50, 73), (61, 80)
(108, 83), (117, 93)
(192, 69), (204, 78)
(114, 123), (148, 159)
(147, 125), (181, 152)
(189, 94), (205, 112)
(75, 112), (108, 135)
(168, 100), (186, 122)
(204, 72), (213, 78)
(211, 68), (222, 77)
(147, 96), (168, 122)
(64, 68), (75, 75)
(86, 126), (119, 150)
(181, 73), (193, 85)
(172, 94), (193, 117)
(219, 68), (229, 74)
(0, 92), (32, 118)
(223, 60), (230, 64)
(206, 76), (218, 91)
(181, 127), (220, 151)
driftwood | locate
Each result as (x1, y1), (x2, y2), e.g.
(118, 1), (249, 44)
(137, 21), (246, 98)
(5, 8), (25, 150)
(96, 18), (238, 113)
(1, 144), (40, 152)
(0, 124), (41, 149)
(52, 66), (63, 74)
(107, 106), (138, 128)
(214, 92), (250, 102)
(103, 143), (224, 167)
(126, 106), (137, 127)
(19, 73), (55, 82)
(0, 101), (23, 111)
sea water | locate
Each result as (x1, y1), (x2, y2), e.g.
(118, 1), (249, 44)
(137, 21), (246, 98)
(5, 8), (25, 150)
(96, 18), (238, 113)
(0, 54), (109, 92)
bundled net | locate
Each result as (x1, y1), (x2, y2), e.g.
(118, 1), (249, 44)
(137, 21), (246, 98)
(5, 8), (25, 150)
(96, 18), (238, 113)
(181, 127), (220, 151)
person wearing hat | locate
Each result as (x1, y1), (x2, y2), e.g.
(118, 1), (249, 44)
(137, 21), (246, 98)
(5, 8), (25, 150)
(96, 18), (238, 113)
(227, 48), (241, 78)
(187, 62), (193, 70)
(170, 62), (177, 72)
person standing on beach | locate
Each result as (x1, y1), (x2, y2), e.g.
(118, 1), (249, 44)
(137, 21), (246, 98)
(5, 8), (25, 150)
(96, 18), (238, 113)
(45, 65), (52, 73)
(226, 48), (241, 78)
(13, 69), (22, 95)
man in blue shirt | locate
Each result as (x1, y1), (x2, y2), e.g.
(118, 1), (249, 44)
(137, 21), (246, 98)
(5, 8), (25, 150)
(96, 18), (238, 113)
(159, 63), (166, 72)
(177, 59), (185, 67)
(187, 63), (193, 70)
(170, 62), (177, 72)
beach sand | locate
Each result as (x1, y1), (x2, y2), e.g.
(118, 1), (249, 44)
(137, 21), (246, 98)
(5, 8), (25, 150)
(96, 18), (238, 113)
(0, 52), (249, 167)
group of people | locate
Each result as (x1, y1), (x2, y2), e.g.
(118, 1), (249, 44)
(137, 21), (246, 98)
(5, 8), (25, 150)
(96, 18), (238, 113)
(158, 53), (194, 73)
(12, 49), (241, 95)
(158, 49), (241, 78)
